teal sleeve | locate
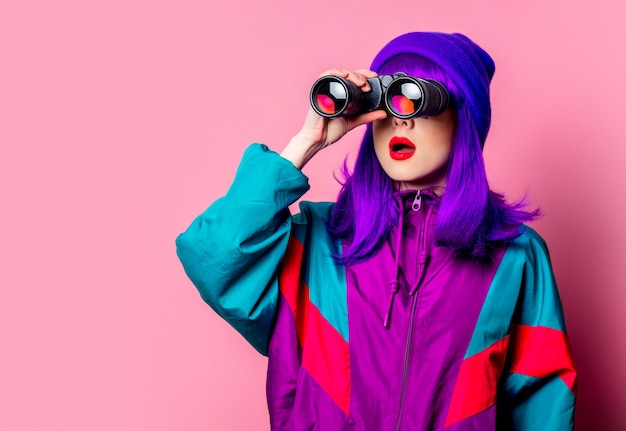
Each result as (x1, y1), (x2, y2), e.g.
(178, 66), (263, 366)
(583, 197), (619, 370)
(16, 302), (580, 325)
(175, 144), (310, 356)
(498, 227), (577, 430)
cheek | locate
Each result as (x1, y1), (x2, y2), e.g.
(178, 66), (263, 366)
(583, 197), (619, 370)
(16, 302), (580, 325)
(372, 124), (390, 158)
(440, 139), (454, 162)
(432, 143), (453, 169)
(427, 127), (454, 164)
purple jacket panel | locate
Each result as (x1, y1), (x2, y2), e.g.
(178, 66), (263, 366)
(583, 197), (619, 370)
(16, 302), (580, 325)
(345, 194), (505, 430)
(267, 192), (506, 430)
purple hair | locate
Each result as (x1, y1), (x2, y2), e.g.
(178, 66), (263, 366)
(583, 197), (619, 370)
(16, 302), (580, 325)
(328, 54), (538, 263)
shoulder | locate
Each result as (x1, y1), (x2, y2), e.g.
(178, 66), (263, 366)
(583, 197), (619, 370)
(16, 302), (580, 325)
(507, 228), (566, 331)
(507, 225), (551, 262)
(502, 226), (560, 307)
(492, 225), (554, 284)
(514, 225), (547, 246)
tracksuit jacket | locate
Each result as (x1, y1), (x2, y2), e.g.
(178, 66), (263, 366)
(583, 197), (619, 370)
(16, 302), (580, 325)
(176, 144), (577, 430)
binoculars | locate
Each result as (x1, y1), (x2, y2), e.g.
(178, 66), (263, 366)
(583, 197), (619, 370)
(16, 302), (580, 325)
(310, 72), (449, 119)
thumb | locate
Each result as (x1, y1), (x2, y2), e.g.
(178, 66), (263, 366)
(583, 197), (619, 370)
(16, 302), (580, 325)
(346, 110), (388, 131)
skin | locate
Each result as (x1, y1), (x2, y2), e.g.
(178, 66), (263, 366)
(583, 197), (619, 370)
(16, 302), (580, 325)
(281, 69), (456, 190)
(372, 109), (456, 190)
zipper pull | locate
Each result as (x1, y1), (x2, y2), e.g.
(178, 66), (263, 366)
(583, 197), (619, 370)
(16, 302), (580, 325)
(412, 191), (422, 211)
(384, 280), (399, 328)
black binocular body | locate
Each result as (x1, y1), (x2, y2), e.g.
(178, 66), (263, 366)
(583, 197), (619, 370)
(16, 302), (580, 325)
(310, 72), (449, 120)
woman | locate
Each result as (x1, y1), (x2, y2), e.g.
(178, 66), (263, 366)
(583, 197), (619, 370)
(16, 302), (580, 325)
(176, 32), (577, 430)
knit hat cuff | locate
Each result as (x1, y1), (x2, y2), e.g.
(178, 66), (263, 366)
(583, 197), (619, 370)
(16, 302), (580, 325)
(370, 32), (495, 145)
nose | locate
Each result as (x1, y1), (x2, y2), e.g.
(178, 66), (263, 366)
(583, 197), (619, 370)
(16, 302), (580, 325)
(392, 116), (415, 129)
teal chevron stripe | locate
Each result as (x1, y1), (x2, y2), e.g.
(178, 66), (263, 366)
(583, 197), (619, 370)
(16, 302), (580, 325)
(512, 227), (566, 331)
(463, 242), (519, 359)
(465, 226), (567, 359)
(502, 374), (576, 429)
(291, 201), (349, 343)
(465, 226), (565, 358)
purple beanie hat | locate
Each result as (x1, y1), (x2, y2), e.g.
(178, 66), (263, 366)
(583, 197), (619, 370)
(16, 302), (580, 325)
(371, 32), (495, 145)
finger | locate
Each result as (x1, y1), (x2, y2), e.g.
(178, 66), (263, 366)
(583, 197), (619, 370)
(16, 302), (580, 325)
(354, 70), (379, 92)
(354, 69), (378, 78)
(345, 70), (368, 88)
(317, 69), (374, 91)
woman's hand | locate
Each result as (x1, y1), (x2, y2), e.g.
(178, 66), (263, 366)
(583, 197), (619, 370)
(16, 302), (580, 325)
(280, 69), (387, 169)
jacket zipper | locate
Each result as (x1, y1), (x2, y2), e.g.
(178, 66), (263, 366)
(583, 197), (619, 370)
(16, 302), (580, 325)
(393, 191), (426, 431)
(411, 191), (422, 211)
(393, 292), (419, 431)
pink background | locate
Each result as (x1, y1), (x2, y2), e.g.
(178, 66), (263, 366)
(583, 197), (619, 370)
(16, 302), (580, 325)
(1, 0), (625, 429)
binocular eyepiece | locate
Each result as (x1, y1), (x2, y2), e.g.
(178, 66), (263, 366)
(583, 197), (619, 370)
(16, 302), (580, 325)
(310, 72), (449, 120)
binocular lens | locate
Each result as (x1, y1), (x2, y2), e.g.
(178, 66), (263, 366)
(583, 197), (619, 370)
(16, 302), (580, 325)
(310, 73), (448, 119)
(312, 80), (348, 116)
(387, 80), (423, 117)
(385, 77), (449, 119)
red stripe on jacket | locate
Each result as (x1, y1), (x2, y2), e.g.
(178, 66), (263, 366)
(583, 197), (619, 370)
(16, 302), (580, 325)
(444, 336), (509, 427)
(278, 237), (351, 415)
(445, 323), (576, 427)
(508, 324), (577, 393)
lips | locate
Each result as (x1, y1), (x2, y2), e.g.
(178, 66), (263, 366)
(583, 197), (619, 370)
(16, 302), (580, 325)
(389, 136), (416, 160)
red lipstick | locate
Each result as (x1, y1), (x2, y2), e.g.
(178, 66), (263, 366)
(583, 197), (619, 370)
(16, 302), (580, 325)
(389, 136), (416, 160)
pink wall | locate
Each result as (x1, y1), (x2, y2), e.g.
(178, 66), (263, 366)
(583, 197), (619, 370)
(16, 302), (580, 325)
(1, 0), (624, 429)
